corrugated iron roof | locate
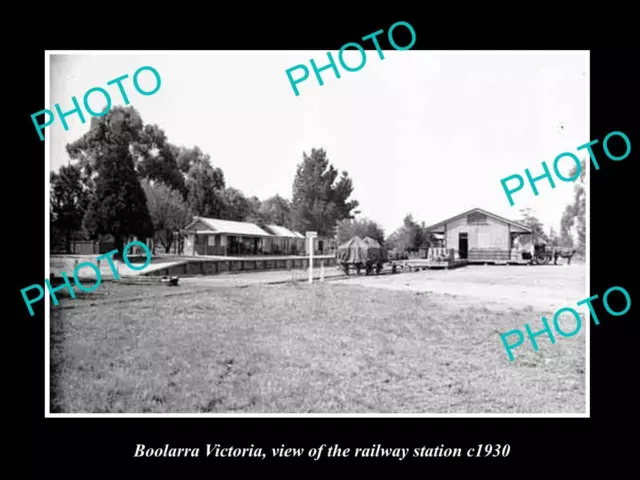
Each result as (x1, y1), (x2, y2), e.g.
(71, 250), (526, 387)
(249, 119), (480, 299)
(265, 225), (299, 238)
(188, 217), (272, 237)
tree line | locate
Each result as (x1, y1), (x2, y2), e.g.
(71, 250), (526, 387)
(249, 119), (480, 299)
(338, 160), (587, 257)
(50, 105), (586, 258)
(559, 159), (586, 254)
(514, 158), (586, 256)
(50, 106), (359, 255)
(334, 214), (435, 254)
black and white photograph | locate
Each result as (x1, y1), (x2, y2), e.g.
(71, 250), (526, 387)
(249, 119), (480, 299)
(45, 50), (588, 415)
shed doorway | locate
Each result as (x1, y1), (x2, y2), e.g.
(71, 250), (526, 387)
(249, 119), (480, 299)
(458, 232), (468, 259)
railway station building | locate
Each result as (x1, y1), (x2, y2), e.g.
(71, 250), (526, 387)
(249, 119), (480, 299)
(424, 207), (537, 264)
(181, 216), (308, 257)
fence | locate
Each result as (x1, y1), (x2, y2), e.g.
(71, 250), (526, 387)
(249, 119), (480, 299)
(51, 240), (116, 255)
(145, 256), (338, 277)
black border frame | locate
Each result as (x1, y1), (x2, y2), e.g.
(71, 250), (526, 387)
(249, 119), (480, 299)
(17, 12), (637, 475)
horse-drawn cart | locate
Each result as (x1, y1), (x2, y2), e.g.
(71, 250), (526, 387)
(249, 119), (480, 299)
(525, 244), (578, 265)
(532, 243), (553, 265)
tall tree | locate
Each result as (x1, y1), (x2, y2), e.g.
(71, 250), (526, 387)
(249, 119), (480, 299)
(559, 159), (586, 252)
(386, 214), (433, 252)
(290, 148), (359, 236)
(244, 195), (263, 224)
(572, 160), (586, 253)
(69, 110), (199, 200)
(258, 194), (292, 227)
(519, 207), (546, 237)
(82, 107), (153, 253)
(401, 214), (420, 250)
(175, 146), (211, 174)
(219, 187), (252, 221)
(50, 164), (90, 252)
(142, 180), (192, 254)
(548, 226), (559, 247)
(66, 106), (144, 178)
(336, 217), (385, 245)
(560, 204), (575, 248)
(131, 124), (185, 195)
(185, 158), (226, 217)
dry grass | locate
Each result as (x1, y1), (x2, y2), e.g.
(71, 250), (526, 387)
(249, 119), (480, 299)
(50, 275), (585, 414)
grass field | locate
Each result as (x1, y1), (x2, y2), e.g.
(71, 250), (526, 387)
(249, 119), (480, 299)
(50, 265), (586, 414)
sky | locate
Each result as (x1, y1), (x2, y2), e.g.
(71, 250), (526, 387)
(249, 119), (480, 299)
(49, 51), (588, 235)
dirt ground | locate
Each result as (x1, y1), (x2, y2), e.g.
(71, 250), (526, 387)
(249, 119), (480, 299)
(50, 262), (587, 414)
(330, 264), (587, 312)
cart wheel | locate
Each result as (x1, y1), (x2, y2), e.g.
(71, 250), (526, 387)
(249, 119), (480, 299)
(535, 254), (548, 265)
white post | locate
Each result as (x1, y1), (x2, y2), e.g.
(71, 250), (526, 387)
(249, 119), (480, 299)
(306, 231), (317, 284)
(309, 237), (313, 284)
(320, 260), (324, 282)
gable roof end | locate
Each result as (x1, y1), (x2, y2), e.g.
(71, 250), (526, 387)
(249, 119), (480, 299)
(424, 208), (533, 233)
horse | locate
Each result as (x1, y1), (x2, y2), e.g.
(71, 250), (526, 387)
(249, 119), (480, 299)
(553, 248), (578, 265)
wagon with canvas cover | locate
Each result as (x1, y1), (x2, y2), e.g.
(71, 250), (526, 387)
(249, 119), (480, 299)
(336, 236), (388, 275)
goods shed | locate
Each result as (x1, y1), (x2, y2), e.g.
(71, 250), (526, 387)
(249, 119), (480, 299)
(424, 207), (534, 264)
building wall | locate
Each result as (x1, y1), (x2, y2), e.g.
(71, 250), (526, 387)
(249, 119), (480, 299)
(194, 234), (226, 256)
(305, 236), (335, 255)
(263, 237), (305, 254)
(445, 215), (510, 251)
(186, 232), (314, 256)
